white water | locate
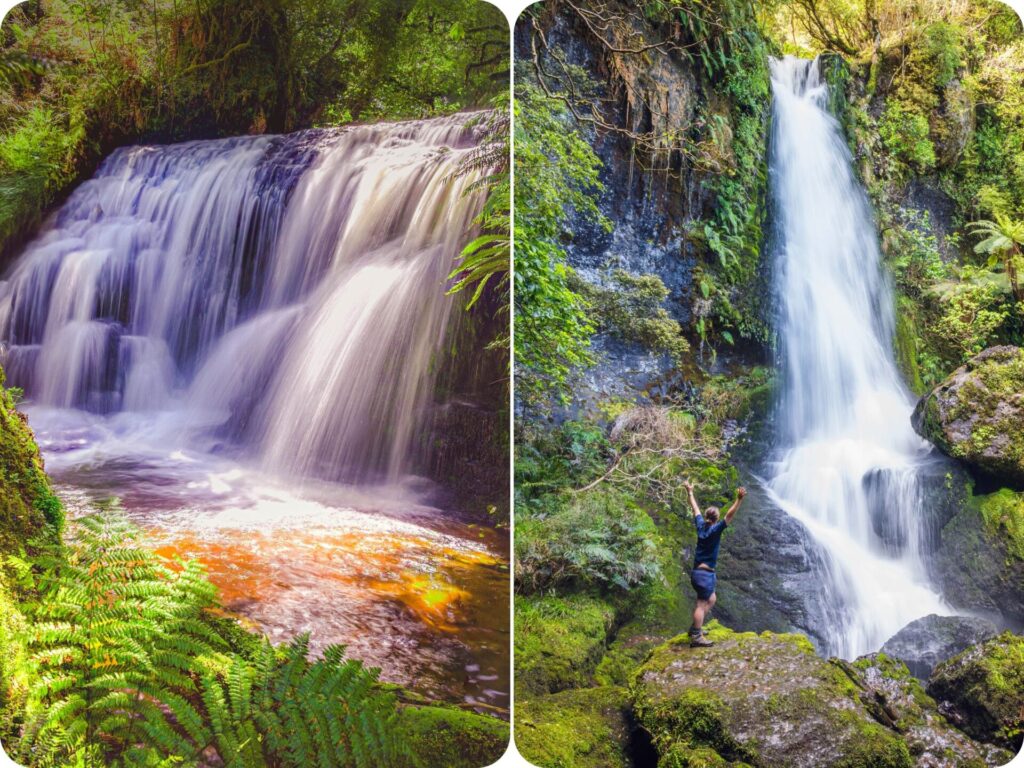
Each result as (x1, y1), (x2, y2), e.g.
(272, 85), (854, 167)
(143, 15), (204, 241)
(0, 113), (510, 710)
(0, 114), (485, 483)
(767, 57), (949, 658)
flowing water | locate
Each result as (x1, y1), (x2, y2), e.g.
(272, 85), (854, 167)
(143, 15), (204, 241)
(0, 113), (509, 713)
(766, 57), (949, 658)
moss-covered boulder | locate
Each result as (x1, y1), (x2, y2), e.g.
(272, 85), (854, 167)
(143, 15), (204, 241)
(930, 488), (1024, 625)
(515, 594), (615, 698)
(515, 686), (635, 768)
(0, 371), (62, 554)
(631, 623), (913, 767)
(912, 346), (1024, 487)
(926, 632), (1024, 752)
(399, 704), (509, 768)
(852, 653), (1011, 767)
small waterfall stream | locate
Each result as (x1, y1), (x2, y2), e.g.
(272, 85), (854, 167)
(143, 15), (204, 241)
(0, 113), (508, 711)
(766, 57), (949, 658)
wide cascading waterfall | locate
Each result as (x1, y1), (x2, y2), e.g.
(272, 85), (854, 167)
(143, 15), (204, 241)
(0, 114), (509, 711)
(0, 114), (485, 483)
(766, 56), (949, 658)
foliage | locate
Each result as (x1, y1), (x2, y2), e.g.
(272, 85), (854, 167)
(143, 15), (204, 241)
(515, 487), (662, 595)
(878, 100), (935, 174)
(449, 99), (510, 324)
(573, 269), (689, 362)
(931, 266), (1010, 361)
(969, 213), (1024, 304)
(0, 0), (507, 255)
(8, 511), (407, 768)
(513, 78), (607, 407)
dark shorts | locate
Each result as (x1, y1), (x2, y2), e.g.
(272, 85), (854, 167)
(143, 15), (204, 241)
(690, 568), (716, 601)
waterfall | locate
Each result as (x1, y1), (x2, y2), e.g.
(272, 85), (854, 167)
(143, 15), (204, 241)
(766, 57), (948, 658)
(0, 113), (487, 484)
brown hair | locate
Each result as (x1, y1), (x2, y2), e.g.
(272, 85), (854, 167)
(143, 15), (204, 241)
(705, 506), (720, 523)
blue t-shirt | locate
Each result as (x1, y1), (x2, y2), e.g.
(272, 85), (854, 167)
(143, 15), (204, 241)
(693, 513), (727, 570)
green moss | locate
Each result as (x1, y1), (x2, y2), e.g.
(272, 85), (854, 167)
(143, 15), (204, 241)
(879, 100), (936, 174)
(0, 575), (27, 744)
(894, 301), (925, 395)
(515, 594), (616, 698)
(515, 686), (632, 768)
(977, 488), (1024, 561)
(929, 632), (1024, 750)
(398, 704), (509, 768)
(0, 369), (62, 555)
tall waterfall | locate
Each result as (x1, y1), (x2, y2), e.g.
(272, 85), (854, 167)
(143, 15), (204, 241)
(766, 57), (948, 658)
(0, 113), (487, 484)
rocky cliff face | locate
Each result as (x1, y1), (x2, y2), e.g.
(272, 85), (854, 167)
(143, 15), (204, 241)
(516, 0), (772, 413)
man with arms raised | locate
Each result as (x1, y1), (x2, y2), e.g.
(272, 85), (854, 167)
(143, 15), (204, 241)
(683, 480), (746, 647)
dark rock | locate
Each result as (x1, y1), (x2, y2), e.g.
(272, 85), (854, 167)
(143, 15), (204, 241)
(881, 614), (1000, 680)
(927, 632), (1024, 752)
(929, 490), (1024, 627)
(912, 346), (1024, 488)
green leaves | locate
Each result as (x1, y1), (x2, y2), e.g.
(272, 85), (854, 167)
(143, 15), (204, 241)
(11, 511), (408, 768)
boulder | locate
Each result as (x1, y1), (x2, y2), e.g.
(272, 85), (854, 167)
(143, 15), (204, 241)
(631, 623), (913, 767)
(930, 490), (1024, 625)
(852, 653), (1012, 767)
(912, 346), (1024, 487)
(515, 686), (636, 768)
(881, 614), (1000, 680)
(927, 631), (1024, 752)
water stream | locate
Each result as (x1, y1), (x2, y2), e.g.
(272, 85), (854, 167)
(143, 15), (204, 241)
(766, 56), (949, 658)
(0, 112), (508, 713)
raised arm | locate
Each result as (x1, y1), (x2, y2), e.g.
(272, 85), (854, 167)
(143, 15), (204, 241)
(683, 480), (701, 518)
(724, 487), (747, 525)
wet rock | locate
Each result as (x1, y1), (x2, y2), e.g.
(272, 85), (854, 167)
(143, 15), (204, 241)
(631, 623), (913, 767)
(852, 653), (1012, 767)
(880, 615), (1000, 680)
(715, 481), (843, 651)
(912, 346), (1024, 488)
(929, 489), (1024, 626)
(927, 632), (1024, 752)
(516, 686), (635, 768)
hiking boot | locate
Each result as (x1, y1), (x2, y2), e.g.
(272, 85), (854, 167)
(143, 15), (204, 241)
(689, 631), (714, 648)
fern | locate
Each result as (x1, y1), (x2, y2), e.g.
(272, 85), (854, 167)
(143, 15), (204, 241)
(11, 510), (410, 768)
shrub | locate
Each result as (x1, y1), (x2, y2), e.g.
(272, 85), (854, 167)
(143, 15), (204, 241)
(879, 100), (936, 173)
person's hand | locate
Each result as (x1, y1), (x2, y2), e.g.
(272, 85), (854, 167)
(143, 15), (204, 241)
(683, 479), (694, 492)
(736, 486), (747, 500)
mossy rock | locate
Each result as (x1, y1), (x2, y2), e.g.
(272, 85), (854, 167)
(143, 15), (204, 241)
(930, 488), (1024, 625)
(912, 346), (1024, 487)
(927, 632), (1024, 752)
(399, 704), (508, 768)
(515, 593), (616, 698)
(0, 370), (62, 556)
(853, 653), (1011, 766)
(515, 686), (634, 768)
(631, 623), (913, 768)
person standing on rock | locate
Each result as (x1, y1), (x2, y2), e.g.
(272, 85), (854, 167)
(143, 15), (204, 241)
(683, 480), (746, 647)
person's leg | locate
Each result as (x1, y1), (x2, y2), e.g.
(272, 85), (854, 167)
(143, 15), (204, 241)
(692, 599), (708, 631)
(705, 592), (717, 623)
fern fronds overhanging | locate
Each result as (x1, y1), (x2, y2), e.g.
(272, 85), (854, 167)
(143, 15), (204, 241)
(9, 510), (410, 768)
